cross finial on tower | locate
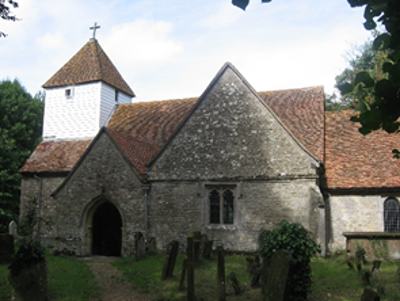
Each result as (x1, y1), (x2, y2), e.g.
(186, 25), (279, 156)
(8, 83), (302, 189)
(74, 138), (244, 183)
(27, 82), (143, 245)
(90, 22), (101, 39)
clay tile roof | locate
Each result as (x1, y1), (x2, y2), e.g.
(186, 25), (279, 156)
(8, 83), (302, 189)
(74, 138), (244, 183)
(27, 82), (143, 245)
(105, 128), (159, 175)
(107, 98), (198, 148)
(42, 39), (134, 97)
(19, 140), (91, 173)
(259, 86), (325, 161)
(325, 110), (400, 189)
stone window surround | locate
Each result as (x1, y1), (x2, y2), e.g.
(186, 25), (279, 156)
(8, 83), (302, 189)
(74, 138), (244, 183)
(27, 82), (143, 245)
(384, 197), (400, 232)
(203, 182), (242, 229)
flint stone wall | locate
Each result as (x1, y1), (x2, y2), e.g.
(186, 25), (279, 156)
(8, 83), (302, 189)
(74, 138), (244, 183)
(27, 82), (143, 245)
(53, 133), (145, 256)
(329, 195), (394, 250)
(20, 176), (64, 247)
(149, 180), (323, 252)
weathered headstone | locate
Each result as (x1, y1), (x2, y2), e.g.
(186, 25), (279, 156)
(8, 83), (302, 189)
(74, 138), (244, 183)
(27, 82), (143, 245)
(360, 288), (380, 301)
(146, 236), (157, 254)
(263, 249), (294, 301)
(193, 231), (201, 263)
(179, 258), (187, 291)
(9, 220), (17, 237)
(361, 270), (371, 286)
(161, 240), (179, 280)
(217, 243), (226, 301)
(187, 235), (195, 300)
(0, 234), (14, 264)
(202, 240), (213, 259)
(250, 255), (261, 287)
(134, 232), (145, 260)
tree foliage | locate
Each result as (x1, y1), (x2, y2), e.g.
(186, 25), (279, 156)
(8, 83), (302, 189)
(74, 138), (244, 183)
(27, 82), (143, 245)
(233, 1), (400, 140)
(0, 0), (18, 37)
(0, 79), (43, 232)
(327, 32), (389, 111)
(259, 220), (321, 301)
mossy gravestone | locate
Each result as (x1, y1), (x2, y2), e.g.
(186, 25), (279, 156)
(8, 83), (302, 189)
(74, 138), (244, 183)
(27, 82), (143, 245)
(263, 249), (294, 301)
(0, 234), (14, 264)
(161, 240), (179, 280)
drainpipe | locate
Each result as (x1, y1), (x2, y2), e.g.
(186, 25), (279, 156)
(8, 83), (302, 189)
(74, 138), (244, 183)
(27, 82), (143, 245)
(33, 174), (42, 241)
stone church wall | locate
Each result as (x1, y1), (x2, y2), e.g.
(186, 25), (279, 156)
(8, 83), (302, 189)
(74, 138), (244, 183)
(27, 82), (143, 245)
(149, 179), (323, 252)
(20, 175), (65, 247)
(328, 195), (391, 251)
(53, 133), (145, 256)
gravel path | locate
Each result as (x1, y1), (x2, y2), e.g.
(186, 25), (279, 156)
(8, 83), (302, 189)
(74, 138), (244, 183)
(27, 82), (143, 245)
(85, 256), (153, 301)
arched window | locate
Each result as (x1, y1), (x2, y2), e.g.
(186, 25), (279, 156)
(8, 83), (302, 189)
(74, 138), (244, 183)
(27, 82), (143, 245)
(384, 198), (400, 232)
(209, 187), (234, 225)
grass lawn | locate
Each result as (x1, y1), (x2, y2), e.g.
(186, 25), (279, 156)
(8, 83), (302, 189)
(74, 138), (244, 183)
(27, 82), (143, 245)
(1, 251), (399, 300)
(0, 253), (100, 301)
(114, 253), (400, 301)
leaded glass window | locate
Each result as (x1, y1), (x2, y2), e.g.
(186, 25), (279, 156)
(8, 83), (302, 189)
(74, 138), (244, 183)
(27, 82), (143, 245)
(384, 198), (400, 232)
(209, 187), (234, 225)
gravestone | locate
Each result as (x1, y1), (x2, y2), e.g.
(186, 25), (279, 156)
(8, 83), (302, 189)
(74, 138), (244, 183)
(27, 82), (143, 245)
(187, 235), (195, 300)
(193, 231), (201, 263)
(217, 243), (226, 301)
(360, 288), (380, 301)
(9, 220), (17, 237)
(134, 232), (145, 260)
(161, 240), (179, 280)
(263, 249), (294, 301)
(0, 234), (14, 264)
(146, 236), (157, 254)
(179, 258), (187, 291)
(202, 240), (213, 259)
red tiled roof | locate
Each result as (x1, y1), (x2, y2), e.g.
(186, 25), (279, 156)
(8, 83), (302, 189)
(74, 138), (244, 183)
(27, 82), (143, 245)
(20, 140), (91, 173)
(105, 128), (159, 176)
(325, 110), (400, 189)
(42, 39), (135, 97)
(259, 86), (325, 161)
(107, 98), (198, 148)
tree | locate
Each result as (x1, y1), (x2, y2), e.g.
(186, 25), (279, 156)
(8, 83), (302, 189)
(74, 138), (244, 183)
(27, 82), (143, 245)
(327, 32), (389, 111)
(0, 0), (18, 37)
(0, 79), (43, 232)
(233, 1), (400, 142)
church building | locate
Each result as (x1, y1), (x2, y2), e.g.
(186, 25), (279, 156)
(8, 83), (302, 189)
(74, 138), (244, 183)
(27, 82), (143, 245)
(19, 37), (400, 257)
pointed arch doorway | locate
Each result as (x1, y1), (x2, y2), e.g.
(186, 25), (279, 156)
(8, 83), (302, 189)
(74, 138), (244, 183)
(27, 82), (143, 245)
(92, 202), (122, 256)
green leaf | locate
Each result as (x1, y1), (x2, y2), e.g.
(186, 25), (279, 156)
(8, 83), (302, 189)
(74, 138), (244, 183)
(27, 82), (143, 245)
(261, 0), (272, 2)
(363, 19), (376, 30)
(337, 82), (354, 95)
(354, 71), (374, 87)
(373, 33), (391, 50)
(347, 0), (369, 8)
(232, 0), (249, 10)
(375, 79), (394, 97)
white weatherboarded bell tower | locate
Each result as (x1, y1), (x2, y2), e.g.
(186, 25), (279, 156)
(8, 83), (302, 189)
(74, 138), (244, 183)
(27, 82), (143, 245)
(42, 32), (135, 141)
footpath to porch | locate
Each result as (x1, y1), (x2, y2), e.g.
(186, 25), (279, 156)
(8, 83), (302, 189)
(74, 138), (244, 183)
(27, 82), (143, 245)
(84, 256), (153, 301)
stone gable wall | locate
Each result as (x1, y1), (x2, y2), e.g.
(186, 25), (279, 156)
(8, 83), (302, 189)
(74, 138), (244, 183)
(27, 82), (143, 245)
(150, 67), (318, 181)
(53, 133), (144, 256)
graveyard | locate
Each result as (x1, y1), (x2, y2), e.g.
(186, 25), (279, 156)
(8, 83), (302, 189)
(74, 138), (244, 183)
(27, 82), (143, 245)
(1, 228), (400, 300)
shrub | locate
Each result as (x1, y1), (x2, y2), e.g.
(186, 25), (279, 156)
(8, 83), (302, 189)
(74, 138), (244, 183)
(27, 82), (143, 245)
(259, 220), (321, 301)
(8, 240), (45, 277)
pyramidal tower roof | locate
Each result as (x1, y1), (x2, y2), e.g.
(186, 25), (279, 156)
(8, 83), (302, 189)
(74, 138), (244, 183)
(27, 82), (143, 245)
(43, 38), (135, 97)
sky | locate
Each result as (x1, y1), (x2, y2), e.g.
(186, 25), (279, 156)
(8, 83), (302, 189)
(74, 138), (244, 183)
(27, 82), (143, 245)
(1, 0), (371, 102)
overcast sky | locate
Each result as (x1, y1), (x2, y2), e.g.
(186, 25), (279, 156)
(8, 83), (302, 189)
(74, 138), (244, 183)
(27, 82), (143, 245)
(1, 0), (371, 102)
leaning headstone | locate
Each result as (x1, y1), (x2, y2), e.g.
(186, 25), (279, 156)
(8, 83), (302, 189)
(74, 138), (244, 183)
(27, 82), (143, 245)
(263, 249), (294, 301)
(9, 220), (17, 237)
(134, 232), (145, 260)
(0, 234), (14, 264)
(360, 288), (380, 301)
(217, 243), (226, 301)
(161, 240), (179, 280)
